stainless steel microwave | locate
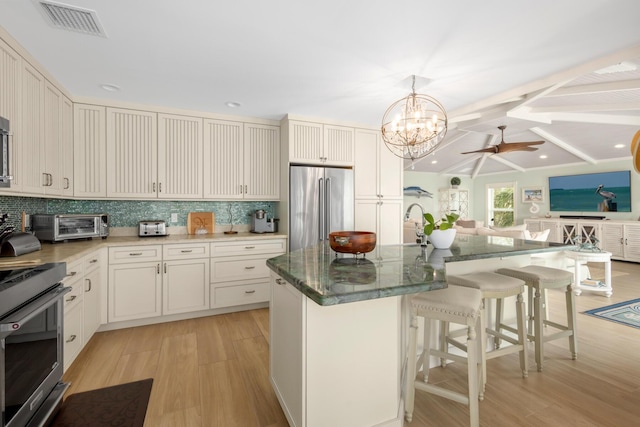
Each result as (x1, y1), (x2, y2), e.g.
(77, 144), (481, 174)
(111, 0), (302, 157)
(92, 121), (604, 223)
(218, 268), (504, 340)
(31, 214), (109, 242)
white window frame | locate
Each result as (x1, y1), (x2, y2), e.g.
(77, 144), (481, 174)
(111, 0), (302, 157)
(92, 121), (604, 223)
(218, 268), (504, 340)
(485, 181), (517, 226)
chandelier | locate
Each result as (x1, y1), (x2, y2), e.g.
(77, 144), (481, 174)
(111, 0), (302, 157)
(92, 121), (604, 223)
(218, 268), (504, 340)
(381, 75), (448, 161)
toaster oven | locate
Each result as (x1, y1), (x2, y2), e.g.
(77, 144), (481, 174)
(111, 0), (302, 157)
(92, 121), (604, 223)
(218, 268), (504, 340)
(31, 214), (109, 242)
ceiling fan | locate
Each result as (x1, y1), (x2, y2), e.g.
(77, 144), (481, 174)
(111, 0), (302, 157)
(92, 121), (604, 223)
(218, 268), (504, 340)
(461, 125), (545, 154)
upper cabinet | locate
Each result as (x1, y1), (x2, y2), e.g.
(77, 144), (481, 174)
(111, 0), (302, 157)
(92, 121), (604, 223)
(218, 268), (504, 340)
(157, 113), (203, 199)
(74, 104), (107, 198)
(354, 129), (403, 200)
(203, 120), (280, 200)
(286, 119), (354, 166)
(42, 82), (73, 196)
(0, 38), (22, 194)
(106, 107), (158, 198)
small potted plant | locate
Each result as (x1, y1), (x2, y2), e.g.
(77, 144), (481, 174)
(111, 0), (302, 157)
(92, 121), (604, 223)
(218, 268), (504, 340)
(423, 212), (460, 249)
(450, 176), (461, 189)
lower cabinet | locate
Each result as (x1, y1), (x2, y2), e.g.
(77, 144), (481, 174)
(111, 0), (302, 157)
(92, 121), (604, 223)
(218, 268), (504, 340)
(210, 238), (286, 308)
(354, 199), (403, 245)
(83, 251), (102, 343)
(163, 258), (210, 315)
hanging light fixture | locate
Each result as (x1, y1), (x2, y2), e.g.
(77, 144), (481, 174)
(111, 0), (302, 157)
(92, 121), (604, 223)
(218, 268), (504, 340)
(381, 75), (448, 162)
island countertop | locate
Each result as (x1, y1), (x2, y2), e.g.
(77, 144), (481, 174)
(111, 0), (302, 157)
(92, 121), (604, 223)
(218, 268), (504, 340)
(266, 235), (573, 306)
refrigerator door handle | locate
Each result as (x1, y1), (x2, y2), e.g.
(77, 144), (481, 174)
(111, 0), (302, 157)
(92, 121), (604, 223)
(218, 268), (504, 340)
(325, 177), (332, 238)
(319, 177), (325, 241)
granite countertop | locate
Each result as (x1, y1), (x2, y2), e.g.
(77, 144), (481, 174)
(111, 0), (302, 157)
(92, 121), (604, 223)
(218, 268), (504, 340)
(266, 235), (574, 306)
(0, 232), (288, 265)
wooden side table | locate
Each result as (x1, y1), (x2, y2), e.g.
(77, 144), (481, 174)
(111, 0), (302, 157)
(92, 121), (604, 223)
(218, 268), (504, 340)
(564, 250), (613, 297)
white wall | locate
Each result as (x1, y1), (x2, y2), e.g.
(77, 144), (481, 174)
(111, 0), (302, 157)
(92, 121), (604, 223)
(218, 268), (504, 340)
(402, 172), (469, 218)
(468, 159), (639, 224)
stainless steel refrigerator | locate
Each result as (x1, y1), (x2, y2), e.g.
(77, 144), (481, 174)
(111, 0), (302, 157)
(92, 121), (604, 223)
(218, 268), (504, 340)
(289, 165), (354, 251)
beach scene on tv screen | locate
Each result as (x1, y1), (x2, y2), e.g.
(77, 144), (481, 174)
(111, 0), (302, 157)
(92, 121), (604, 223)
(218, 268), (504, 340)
(549, 171), (631, 212)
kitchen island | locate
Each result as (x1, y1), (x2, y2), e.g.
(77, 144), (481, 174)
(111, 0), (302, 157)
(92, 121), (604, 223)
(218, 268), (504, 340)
(266, 236), (573, 427)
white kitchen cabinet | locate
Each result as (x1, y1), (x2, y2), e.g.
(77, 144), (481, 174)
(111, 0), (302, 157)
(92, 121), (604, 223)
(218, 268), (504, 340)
(162, 243), (210, 315)
(354, 128), (403, 200)
(108, 245), (162, 322)
(157, 113), (203, 199)
(623, 224), (640, 262)
(0, 38), (22, 193)
(286, 119), (354, 166)
(355, 198), (403, 245)
(62, 258), (84, 370)
(74, 104), (107, 198)
(524, 218), (562, 243)
(599, 222), (624, 258)
(203, 119), (280, 200)
(60, 96), (74, 196)
(106, 107), (158, 198)
(82, 250), (102, 343)
(20, 61), (45, 194)
(42, 82), (73, 196)
(210, 238), (285, 308)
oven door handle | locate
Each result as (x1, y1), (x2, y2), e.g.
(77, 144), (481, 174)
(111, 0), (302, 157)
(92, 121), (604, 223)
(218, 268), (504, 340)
(0, 285), (71, 338)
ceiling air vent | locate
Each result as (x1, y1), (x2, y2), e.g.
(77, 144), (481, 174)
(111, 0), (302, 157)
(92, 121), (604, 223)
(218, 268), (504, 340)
(35, 0), (107, 37)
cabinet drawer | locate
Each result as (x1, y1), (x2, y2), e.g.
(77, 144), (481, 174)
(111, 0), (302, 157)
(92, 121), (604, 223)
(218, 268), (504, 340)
(64, 303), (83, 370)
(63, 280), (84, 311)
(211, 280), (269, 308)
(163, 243), (209, 260)
(210, 239), (286, 257)
(84, 250), (101, 273)
(210, 255), (272, 283)
(109, 245), (162, 264)
(62, 259), (83, 286)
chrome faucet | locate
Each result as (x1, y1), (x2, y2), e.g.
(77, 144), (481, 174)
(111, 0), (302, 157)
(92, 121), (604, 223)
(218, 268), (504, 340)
(405, 203), (427, 246)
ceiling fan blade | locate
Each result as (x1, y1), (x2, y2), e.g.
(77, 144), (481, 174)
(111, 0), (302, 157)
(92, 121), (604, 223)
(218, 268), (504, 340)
(506, 140), (545, 146)
(461, 147), (498, 154)
(497, 142), (544, 152)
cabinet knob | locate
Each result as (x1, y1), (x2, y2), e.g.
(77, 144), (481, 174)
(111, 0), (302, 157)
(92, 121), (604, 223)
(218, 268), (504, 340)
(181, 249), (193, 253)
(245, 290), (256, 294)
(129, 252), (143, 256)
(85, 278), (92, 292)
(244, 246), (255, 250)
(244, 266), (256, 270)
(66, 295), (77, 303)
(66, 334), (77, 343)
(66, 271), (78, 277)
(275, 278), (286, 285)
(89, 259), (98, 264)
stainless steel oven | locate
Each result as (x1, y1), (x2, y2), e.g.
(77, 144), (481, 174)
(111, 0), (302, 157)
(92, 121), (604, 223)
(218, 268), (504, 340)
(0, 263), (68, 427)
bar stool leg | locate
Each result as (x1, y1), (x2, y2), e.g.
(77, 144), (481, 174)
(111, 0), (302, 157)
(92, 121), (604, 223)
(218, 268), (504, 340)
(479, 302), (487, 398)
(534, 287), (544, 371)
(566, 284), (578, 359)
(467, 321), (480, 427)
(422, 318), (433, 382)
(494, 297), (503, 349)
(516, 292), (528, 378)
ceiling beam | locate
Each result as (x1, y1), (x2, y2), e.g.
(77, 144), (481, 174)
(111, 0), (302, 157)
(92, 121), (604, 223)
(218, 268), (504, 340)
(471, 154), (488, 178)
(529, 127), (597, 164)
(530, 103), (640, 114)
(544, 79), (640, 97)
(547, 112), (640, 126)
(489, 155), (526, 172)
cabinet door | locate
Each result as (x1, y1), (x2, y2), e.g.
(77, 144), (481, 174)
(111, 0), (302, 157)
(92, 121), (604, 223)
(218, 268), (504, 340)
(43, 81), (62, 195)
(324, 124), (354, 166)
(106, 107), (157, 198)
(83, 267), (101, 342)
(270, 274), (303, 427)
(578, 222), (600, 244)
(624, 224), (640, 262)
(378, 136), (403, 199)
(21, 61), (45, 194)
(289, 120), (324, 164)
(60, 96), (74, 196)
(243, 123), (280, 200)
(0, 39), (21, 193)
(163, 258), (210, 315)
(355, 199), (380, 237)
(158, 113), (203, 199)
(601, 223), (624, 259)
(524, 219), (541, 232)
(74, 104), (107, 197)
(108, 261), (162, 322)
(354, 129), (379, 199)
(378, 200), (403, 245)
(540, 220), (561, 243)
(203, 119), (243, 199)
(64, 303), (83, 371)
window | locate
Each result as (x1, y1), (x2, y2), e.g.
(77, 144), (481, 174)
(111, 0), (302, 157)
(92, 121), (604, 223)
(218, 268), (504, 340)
(486, 182), (515, 226)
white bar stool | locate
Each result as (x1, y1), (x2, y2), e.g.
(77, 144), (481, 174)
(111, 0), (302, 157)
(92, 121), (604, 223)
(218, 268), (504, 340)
(405, 286), (483, 427)
(496, 265), (576, 372)
(446, 272), (528, 390)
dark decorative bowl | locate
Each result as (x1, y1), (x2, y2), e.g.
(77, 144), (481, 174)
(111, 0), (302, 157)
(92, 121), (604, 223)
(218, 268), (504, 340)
(329, 231), (376, 254)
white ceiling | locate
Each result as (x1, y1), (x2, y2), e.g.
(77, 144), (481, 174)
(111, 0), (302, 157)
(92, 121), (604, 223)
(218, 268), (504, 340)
(1, 0), (639, 176)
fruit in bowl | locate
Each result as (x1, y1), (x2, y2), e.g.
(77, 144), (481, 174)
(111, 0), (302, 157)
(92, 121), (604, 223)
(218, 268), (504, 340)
(329, 231), (376, 254)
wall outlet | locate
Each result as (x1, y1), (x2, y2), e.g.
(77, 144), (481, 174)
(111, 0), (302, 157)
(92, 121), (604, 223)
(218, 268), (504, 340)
(170, 213), (178, 223)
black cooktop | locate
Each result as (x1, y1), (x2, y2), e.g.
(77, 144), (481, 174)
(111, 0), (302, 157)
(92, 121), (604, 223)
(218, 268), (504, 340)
(0, 262), (67, 318)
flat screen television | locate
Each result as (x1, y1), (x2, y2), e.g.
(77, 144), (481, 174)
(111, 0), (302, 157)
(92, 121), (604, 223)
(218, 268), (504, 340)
(548, 170), (631, 212)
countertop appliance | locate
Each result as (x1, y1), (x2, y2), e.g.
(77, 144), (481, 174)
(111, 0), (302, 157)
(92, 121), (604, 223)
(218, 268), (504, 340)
(250, 210), (278, 233)
(138, 220), (168, 237)
(289, 165), (354, 251)
(0, 116), (12, 188)
(0, 262), (69, 427)
(31, 214), (109, 243)
(0, 232), (41, 257)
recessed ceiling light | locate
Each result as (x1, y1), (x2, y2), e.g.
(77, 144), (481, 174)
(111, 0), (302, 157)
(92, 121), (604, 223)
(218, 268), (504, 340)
(225, 101), (242, 108)
(100, 83), (120, 92)
(431, 160), (438, 164)
(614, 144), (625, 148)
(539, 155), (548, 159)
(594, 61), (637, 74)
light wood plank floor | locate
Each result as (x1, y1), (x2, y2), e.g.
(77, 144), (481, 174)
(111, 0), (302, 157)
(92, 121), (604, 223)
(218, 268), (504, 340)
(63, 261), (640, 427)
